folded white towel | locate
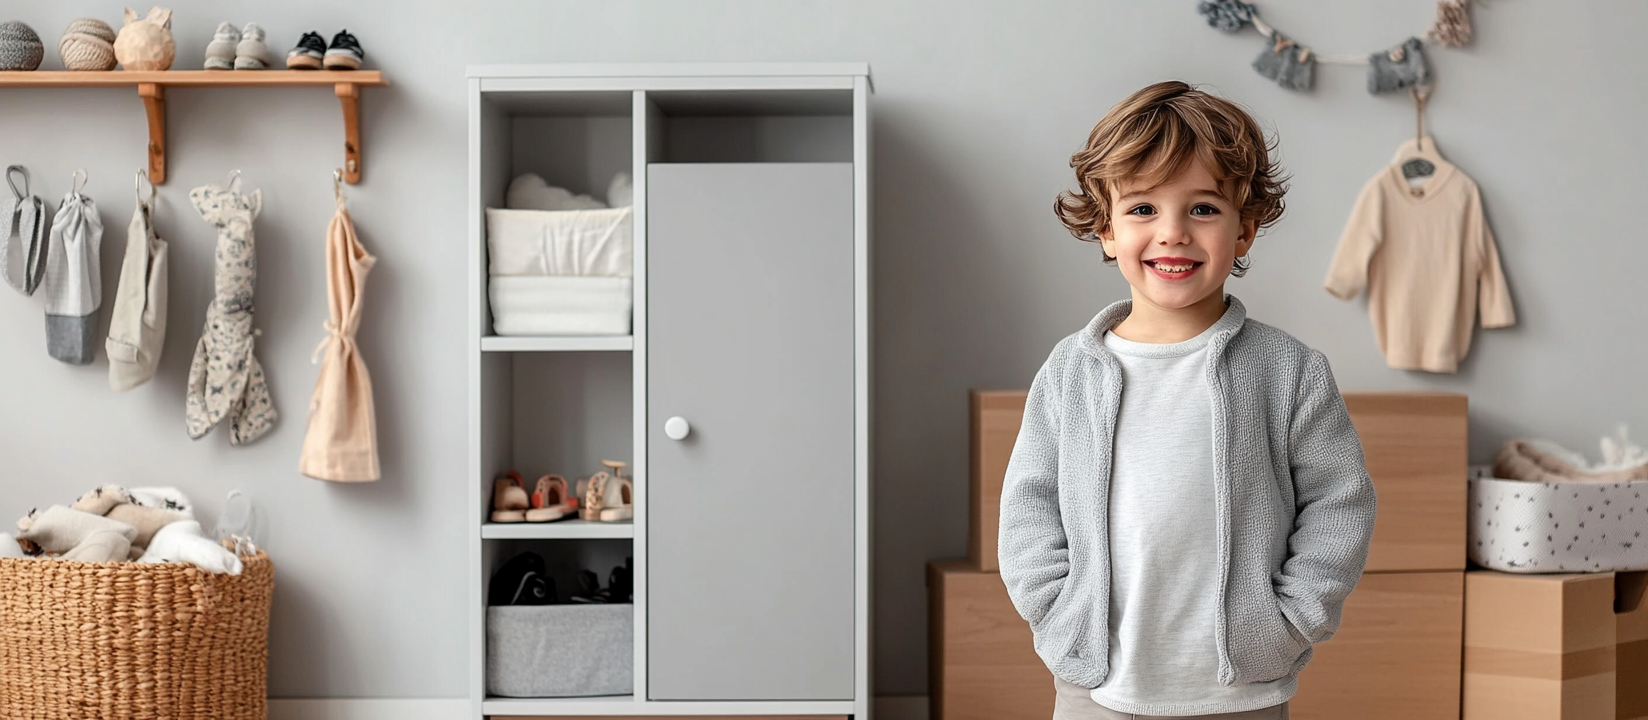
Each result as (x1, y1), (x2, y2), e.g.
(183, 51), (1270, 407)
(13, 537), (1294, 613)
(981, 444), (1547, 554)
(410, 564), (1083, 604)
(487, 206), (633, 277)
(139, 520), (243, 575)
(489, 276), (632, 336)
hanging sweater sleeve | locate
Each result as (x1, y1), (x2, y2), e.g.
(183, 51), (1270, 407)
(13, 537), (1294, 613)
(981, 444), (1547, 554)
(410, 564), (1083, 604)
(1469, 186), (1516, 328)
(1323, 178), (1386, 300)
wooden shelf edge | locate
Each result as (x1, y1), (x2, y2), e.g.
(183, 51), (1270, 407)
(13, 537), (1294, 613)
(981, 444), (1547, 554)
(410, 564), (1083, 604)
(482, 520), (635, 540)
(481, 335), (635, 352)
(0, 69), (387, 88)
(0, 70), (387, 184)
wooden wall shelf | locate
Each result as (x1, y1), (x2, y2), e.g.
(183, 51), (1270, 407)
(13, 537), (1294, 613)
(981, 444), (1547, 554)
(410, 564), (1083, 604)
(0, 70), (389, 184)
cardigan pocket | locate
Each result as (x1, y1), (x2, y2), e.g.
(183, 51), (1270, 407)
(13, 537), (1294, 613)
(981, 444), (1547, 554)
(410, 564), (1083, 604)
(1233, 597), (1312, 684)
(1030, 574), (1096, 668)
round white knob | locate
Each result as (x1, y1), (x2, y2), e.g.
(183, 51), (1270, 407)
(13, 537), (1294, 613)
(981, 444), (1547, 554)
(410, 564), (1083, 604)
(664, 416), (691, 441)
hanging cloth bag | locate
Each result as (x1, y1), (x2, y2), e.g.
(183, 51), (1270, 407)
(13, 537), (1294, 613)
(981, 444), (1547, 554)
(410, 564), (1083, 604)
(300, 194), (380, 481)
(186, 173), (276, 445)
(107, 171), (169, 391)
(1, 165), (48, 297)
(42, 170), (103, 365)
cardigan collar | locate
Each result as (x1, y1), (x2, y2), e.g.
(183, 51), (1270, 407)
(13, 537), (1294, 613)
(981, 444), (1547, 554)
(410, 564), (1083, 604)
(1077, 294), (1248, 360)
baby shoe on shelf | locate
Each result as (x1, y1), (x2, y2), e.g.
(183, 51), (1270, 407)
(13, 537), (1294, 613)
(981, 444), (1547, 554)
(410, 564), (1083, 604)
(598, 460), (633, 522)
(285, 31), (324, 69)
(569, 558), (633, 603)
(524, 474), (576, 523)
(203, 21), (238, 70)
(233, 22), (270, 70)
(491, 470), (529, 523)
(323, 29), (363, 70)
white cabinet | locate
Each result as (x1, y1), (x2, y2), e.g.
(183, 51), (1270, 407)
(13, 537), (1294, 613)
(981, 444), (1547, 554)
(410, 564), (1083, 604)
(466, 65), (871, 718)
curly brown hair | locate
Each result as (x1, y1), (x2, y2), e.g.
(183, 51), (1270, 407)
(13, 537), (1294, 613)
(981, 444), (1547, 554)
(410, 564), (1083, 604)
(1055, 81), (1287, 276)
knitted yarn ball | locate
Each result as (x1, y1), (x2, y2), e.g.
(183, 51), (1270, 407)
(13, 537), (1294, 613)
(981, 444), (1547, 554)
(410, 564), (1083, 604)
(59, 18), (117, 71)
(0, 21), (45, 71)
(1197, 0), (1257, 34)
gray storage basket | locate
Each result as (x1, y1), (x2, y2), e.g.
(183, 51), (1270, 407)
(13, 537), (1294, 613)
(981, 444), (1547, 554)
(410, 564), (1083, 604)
(487, 604), (633, 697)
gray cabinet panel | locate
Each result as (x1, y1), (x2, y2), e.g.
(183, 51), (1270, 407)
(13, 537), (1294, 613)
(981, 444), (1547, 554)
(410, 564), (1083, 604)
(647, 163), (855, 701)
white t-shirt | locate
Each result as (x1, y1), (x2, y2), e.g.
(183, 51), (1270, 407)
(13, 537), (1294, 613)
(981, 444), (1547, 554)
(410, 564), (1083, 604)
(1090, 326), (1292, 715)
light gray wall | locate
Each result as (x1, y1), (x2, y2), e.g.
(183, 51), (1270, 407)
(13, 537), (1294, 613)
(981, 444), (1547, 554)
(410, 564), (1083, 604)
(1, 0), (1641, 700)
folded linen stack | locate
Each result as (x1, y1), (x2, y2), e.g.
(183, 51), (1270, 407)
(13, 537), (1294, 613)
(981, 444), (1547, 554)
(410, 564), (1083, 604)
(487, 173), (634, 336)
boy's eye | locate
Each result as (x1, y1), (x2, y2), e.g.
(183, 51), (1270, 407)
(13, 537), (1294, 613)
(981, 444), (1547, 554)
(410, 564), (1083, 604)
(1127, 205), (1156, 216)
(1191, 203), (1219, 216)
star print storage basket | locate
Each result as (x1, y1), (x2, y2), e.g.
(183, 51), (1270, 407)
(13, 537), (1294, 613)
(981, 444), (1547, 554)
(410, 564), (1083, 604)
(0, 549), (273, 720)
(1469, 468), (1648, 573)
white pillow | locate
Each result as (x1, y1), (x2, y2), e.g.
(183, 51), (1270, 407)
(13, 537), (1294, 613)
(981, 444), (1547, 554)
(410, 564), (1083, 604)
(507, 173), (607, 212)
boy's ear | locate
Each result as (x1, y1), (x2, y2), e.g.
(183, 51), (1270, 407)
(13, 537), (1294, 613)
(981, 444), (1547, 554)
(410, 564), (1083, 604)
(1097, 231), (1115, 256)
(1094, 220), (1113, 250)
(1235, 219), (1258, 257)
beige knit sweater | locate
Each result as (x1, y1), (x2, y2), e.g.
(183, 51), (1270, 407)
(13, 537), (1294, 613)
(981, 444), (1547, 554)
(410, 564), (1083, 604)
(1324, 160), (1515, 373)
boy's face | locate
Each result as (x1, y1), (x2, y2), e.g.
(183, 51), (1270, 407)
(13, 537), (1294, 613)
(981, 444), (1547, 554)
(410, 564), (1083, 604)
(1099, 160), (1256, 314)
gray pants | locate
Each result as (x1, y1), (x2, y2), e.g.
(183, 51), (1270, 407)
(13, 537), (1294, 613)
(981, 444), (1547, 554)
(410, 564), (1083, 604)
(1053, 677), (1288, 720)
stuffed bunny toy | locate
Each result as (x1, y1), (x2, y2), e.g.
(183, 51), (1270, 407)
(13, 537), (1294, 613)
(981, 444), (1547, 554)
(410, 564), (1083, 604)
(114, 7), (175, 71)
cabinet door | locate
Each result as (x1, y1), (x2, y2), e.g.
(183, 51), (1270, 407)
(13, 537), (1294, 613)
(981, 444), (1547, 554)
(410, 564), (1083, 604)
(647, 163), (855, 701)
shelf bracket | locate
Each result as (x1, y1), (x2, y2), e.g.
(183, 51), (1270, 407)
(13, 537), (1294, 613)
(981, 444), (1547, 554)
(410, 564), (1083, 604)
(138, 83), (166, 184)
(336, 82), (363, 184)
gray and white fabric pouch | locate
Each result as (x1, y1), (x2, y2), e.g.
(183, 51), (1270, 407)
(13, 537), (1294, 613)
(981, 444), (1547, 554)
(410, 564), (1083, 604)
(42, 170), (103, 365)
(1, 165), (49, 297)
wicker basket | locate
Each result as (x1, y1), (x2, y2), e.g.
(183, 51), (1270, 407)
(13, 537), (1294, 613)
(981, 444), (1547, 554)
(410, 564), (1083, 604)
(0, 550), (273, 720)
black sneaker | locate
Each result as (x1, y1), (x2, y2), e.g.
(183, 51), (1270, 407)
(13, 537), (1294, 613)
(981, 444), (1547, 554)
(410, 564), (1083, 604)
(488, 552), (555, 606)
(569, 569), (604, 603)
(607, 559), (633, 604)
(324, 29), (363, 70)
(285, 31), (325, 70)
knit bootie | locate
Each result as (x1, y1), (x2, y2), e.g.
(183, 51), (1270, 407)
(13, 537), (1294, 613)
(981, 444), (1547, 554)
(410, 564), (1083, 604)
(233, 22), (270, 70)
(203, 21), (238, 70)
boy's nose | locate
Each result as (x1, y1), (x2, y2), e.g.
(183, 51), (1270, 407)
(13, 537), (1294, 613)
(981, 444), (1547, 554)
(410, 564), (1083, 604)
(1157, 217), (1193, 244)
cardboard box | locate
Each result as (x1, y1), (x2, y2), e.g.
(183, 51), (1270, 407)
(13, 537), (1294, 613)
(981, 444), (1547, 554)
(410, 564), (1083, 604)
(1465, 570), (1617, 720)
(968, 390), (1026, 572)
(1290, 571), (1463, 720)
(968, 390), (1466, 574)
(1342, 392), (1468, 572)
(928, 560), (1052, 720)
(1618, 571), (1648, 720)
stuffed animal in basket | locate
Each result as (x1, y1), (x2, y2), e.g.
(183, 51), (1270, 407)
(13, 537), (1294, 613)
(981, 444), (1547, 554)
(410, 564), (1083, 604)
(73, 483), (191, 548)
(113, 7), (175, 71)
(16, 505), (138, 562)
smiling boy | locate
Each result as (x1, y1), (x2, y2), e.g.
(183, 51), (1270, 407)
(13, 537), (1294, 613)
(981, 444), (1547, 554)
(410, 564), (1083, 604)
(998, 81), (1378, 719)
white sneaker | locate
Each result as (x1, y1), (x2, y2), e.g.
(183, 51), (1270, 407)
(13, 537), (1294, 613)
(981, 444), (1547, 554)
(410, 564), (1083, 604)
(233, 22), (270, 70)
(204, 22), (239, 70)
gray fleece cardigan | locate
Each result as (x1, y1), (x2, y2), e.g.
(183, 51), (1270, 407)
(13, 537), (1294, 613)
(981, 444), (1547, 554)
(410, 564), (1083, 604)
(998, 295), (1377, 689)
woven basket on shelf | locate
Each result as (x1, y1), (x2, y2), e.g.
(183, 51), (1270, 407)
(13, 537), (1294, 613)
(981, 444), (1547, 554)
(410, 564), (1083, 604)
(0, 550), (273, 720)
